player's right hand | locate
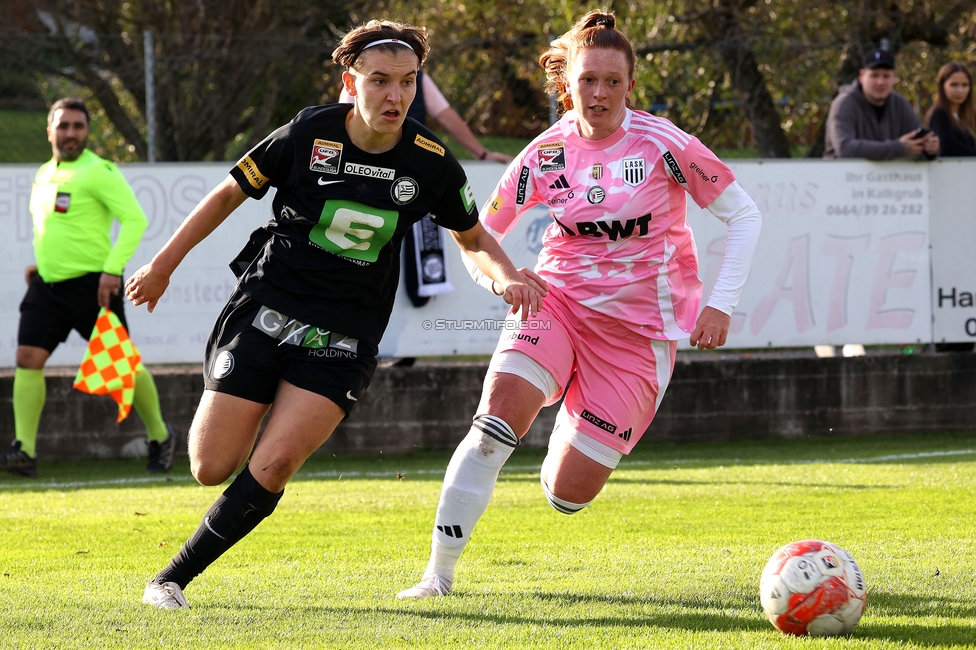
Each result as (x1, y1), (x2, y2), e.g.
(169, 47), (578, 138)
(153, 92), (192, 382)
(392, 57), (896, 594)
(24, 265), (38, 285)
(518, 267), (549, 297)
(501, 281), (545, 321)
(125, 263), (170, 313)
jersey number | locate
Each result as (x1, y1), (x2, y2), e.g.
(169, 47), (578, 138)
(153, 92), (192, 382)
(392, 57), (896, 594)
(309, 200), (399, 263)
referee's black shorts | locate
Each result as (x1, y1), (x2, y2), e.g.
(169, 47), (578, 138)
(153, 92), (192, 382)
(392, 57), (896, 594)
(203, 288), (377, 416)
(18, 271), (128, 352)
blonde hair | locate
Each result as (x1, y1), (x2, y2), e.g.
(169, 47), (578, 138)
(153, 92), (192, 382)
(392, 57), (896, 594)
(332, 20), (429, 69)
(539, 11), (636, 113)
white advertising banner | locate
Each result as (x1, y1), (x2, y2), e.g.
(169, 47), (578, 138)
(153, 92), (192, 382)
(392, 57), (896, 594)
(0, 164), (269, 367)
(928, 158), (976, 344)
(0, 158), (959, 367)
(687, 160), (932, 349)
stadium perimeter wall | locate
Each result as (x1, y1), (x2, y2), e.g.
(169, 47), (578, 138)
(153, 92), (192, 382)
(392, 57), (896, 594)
(0, 351), (973, 461)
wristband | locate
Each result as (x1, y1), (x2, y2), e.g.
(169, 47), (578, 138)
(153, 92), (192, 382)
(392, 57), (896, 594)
(478, 150), (489, 160)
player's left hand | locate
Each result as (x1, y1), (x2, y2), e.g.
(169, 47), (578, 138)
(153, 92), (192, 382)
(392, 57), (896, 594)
(689, 306), (731, 350)
(98, 273), (122, 309)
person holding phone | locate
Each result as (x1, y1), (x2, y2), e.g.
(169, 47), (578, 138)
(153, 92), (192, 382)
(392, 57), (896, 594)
(824, 48), (939, 160)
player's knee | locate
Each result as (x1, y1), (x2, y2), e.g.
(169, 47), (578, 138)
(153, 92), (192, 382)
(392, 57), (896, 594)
(190, 458), (236, 487)
(15, 346), (48, 370)
(540, 476), (592, 515)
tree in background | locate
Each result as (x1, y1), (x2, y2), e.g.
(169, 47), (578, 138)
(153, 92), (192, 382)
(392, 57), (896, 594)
(3, 0), (353, 161)
(3, 0), (976, 161)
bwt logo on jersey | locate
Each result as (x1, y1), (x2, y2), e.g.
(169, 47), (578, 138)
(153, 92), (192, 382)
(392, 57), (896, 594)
(310, 139), (342, 174)
(537, 141), (566, 172)
(690, 162), (720, 183)
(662, 151), (686, 184)
(344, 162), (396, 180)
(555, 213), (653, 241)
(622, 157), (646, 186)
(581, 409), (616, 434)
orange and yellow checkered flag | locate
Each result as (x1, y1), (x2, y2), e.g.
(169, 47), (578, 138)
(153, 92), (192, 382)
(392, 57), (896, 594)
(73, 307), (142, 422)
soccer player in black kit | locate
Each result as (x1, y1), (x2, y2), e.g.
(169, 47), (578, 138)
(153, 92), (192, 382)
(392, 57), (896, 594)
(127, 19), (546, 609)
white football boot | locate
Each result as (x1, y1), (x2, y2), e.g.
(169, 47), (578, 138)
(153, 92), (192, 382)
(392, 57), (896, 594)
(142, 581), (191, 609)
(396, 573), (452, 599)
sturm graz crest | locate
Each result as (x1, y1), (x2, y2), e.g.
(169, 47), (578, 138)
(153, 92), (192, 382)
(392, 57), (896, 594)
(622, 157), (646, 186)
(391, 177), (419, 204)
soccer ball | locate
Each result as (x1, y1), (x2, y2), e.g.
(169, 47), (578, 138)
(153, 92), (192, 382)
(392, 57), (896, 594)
(759, 539), (867, 636)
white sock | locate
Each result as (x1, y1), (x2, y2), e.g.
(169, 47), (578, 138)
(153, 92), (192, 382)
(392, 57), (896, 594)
(424, 414), (519, 582)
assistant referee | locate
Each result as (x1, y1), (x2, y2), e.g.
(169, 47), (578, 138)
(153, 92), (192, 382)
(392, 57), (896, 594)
(0, 98), (179, 478)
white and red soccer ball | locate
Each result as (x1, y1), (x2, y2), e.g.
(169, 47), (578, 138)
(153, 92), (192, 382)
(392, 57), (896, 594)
(759, 539), (867, 636)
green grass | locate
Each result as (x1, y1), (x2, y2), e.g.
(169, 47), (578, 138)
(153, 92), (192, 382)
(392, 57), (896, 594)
(2, 432), (975, 648)
(0, 110), (51, 163)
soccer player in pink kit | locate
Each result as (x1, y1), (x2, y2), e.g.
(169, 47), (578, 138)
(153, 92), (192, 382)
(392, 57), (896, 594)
(398, 10), (762, 599)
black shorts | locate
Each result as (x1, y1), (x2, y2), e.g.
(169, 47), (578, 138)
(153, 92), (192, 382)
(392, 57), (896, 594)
(18, 272), (129, 352)
(203, 288), (378, 415)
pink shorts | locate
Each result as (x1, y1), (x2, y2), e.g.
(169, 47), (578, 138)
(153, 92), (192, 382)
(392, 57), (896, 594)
(492, 287), (677, 455)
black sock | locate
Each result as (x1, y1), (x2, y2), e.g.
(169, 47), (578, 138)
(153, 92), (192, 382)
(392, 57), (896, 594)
(154, 465), (283, 589)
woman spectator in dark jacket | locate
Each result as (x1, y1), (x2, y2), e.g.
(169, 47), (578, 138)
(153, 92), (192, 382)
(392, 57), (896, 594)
(927, 61), (976, 156)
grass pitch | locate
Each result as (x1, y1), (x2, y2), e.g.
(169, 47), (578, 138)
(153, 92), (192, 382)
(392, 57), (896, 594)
(1, 432), (975, 649)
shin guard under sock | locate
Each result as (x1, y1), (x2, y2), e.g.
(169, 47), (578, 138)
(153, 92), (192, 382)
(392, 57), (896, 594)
(154, 465), (283, 589)
(425, 414), (519, 581)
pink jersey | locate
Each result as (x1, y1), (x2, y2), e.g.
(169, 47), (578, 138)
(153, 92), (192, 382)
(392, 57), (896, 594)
(483, 108), (734, 339)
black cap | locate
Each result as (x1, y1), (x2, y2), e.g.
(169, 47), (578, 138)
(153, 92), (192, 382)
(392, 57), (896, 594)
(863, 48), (895, 70)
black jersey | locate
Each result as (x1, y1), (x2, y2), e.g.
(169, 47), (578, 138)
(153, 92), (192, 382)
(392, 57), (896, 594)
(228, 104), (479, 345)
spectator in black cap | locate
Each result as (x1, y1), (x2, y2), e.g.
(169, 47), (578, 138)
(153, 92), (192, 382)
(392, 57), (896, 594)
(824, 48), (940, 159)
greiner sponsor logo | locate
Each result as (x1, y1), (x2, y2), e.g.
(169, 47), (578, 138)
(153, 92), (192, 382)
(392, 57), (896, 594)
(690, 162), (719, 183)
(547, 194), (574, 205)
(580, 409), (617, 434)
(344, 162), (396, 180)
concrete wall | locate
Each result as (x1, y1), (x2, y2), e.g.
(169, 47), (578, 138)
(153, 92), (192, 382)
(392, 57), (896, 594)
(0, 351), (973, 461)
